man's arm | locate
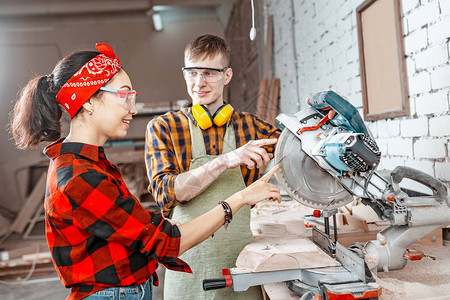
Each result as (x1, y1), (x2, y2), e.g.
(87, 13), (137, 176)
(174, 138), (277, 201)
(145, 118), (180, 215)
(145, 115), (277, 209)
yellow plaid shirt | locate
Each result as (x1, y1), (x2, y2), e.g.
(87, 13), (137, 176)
(145, 106), (280, 217)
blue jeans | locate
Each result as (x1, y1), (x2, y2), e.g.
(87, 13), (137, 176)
(83, 278), (152, 300)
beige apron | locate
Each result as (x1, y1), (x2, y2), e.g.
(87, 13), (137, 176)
(163, 118), (262, 300)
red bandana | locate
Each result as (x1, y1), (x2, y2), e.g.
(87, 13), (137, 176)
(56, 43), (121, 118)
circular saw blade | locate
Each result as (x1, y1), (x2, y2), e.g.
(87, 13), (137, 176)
(274, 129), (353, 209)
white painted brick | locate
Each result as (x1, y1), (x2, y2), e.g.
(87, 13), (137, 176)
(387, 137), (414, 156)
(428, 15), (450, 45)
(367, 121), (378, 138)
(379, 157), (406, 171)
(429, 115), (450, 136)
(441, 0), (450, 17)
(400, 117), (429, 137)
(408, 71), (431, 95)
(415, 44), (448, 70)
(406, 56), (416, 77)
(403, 15), (409, 35)
(376, 138), (388, 155)
(345, 45), (359, 65)
(415, 90), (450, 115)
(404, 28), (428, 54)
(435, 161), (450, 181)
(378, 119), (400, 138)
(405, 159), (435, 176)
(431, 64), (450, 90)
(402, 0), (420, 15)
(407, 1), (440, 32)
(414, 138), (446, 158)
(410, 95), (417, 115)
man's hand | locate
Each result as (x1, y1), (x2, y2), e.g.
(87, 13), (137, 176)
(221, 138), (277, 170)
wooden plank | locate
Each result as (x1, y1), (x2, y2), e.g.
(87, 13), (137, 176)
(236, 237), (341, 272)
(10, 173), (47, 234)
(256, 78), (270, 117)
(411, 226), (444, 246)
(343, 214), (370, 232)
(266, 78), (280, 125)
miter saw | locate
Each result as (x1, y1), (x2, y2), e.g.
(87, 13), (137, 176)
(203, 91), (450, 299)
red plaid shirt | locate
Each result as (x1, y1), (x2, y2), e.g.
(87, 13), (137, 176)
(44, 139), (191, 300)
(145, 106), (280, 217)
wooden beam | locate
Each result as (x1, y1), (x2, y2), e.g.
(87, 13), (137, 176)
(10, 174), (47, 234)
(266, 78), (280, 125)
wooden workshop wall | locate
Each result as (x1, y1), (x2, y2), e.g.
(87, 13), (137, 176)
(226, 0), (262, 114)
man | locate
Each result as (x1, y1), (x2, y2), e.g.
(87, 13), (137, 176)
(145, 34), (280, 299)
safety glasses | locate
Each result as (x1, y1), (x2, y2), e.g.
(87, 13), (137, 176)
(181, 67), (228, 83)
(99, 87), (137, 110)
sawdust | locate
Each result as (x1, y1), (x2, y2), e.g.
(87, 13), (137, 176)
(376, 245), (450, 299)
(376, 277), (450, 300)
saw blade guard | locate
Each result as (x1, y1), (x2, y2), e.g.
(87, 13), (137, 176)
(274, 91), (380, 209)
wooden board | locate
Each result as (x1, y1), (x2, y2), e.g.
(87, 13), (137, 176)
(10, 173), (47, 234)
(343, 214), (370, 232)
(236, 237), (340, 272)
(256, 78), (269, 117)
(266, 78), (280, 125)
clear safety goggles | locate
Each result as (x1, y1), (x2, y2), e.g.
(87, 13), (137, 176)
(181, 67), (228, 83)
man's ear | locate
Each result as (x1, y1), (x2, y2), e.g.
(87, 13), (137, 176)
(224, 68), (233, 85)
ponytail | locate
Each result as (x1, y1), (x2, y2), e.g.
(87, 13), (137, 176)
(10, 75), (62, 149)
(9, 50), (100, 149)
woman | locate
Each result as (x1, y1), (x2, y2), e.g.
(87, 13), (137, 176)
(9, 43), (280, 300)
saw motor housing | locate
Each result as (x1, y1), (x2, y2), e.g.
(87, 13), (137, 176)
(312, 130), (381, 173)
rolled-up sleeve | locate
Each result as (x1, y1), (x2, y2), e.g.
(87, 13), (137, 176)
(145, 118), (180, 217)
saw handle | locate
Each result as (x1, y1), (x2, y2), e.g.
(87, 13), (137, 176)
(203, 268), (233, 291)
(391, 166), (448, 203)
(308, 91), (369, 136)
(202, 278), (227, 291)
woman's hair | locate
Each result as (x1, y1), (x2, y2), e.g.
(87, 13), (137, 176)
(9, 50), (100, 149)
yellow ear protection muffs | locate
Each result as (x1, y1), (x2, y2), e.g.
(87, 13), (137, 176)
(190, 103), (234, 130)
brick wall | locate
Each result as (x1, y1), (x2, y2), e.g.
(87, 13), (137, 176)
(265, 0), (450, 187)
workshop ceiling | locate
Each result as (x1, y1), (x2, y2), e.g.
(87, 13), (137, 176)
(0, 0), (233, 30)
(0, 0), (224, 17)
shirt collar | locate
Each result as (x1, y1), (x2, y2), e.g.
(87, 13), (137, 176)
(44, 138), (105, 162)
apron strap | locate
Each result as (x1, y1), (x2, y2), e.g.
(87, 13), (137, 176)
(188, 113), (236, 159)
(188, 116), (206, 158)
